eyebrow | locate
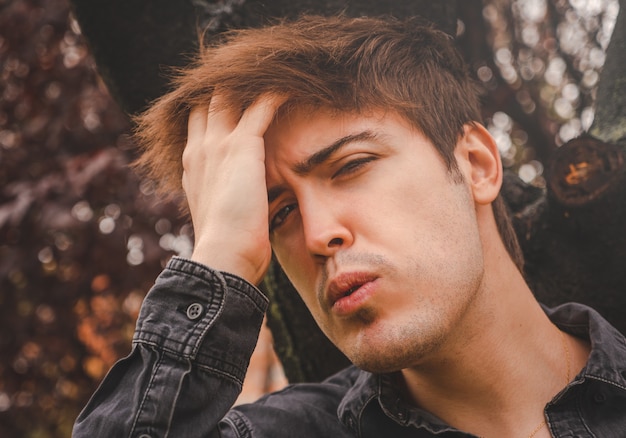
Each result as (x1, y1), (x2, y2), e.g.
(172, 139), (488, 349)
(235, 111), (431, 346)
(293, 130), (377, 175)
(267, 130), (378, 204)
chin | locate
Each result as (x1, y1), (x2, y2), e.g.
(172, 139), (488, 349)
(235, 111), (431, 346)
(340, 340), (420, 374)
(338, 320), (448, 373)
(348, 351), (406, 374)
(352, 358), (404, 374)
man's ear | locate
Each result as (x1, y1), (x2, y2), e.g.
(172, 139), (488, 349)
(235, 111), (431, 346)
(455, 123), (502, 205)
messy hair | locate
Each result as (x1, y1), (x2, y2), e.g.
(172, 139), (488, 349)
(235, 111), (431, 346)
(133, 14), (524, 271)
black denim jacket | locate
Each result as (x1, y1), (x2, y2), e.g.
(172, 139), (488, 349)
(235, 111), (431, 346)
(73, 257), (626, 437)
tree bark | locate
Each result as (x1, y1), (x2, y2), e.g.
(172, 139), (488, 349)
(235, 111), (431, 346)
(590, 0), (626, 145)
(70, 0), (200, 115)
(525, 0), (626, 333)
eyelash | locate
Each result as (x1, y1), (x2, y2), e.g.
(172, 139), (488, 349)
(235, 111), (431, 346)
(270, 203), (297, 232)
(270, 156), (377, 232)
(332, 156), (377, 179)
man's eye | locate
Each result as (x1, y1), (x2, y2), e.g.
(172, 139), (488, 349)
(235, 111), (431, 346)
(270, 203), (297, 231)
(332, 156), (377, 179)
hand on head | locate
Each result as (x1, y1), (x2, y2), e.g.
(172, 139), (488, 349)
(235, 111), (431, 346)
(182, 94), (282, 284)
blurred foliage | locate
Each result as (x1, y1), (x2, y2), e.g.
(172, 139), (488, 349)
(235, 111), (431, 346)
(468, 0), (619, 186)
(0, 0), (190, 436)
(0, 0), (619, 436)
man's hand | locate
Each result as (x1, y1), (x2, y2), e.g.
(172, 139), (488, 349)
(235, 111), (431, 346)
(182, 95), (280, 285)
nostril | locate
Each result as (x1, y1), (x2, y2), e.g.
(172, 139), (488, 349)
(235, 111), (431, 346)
(329, 237), (343, 247)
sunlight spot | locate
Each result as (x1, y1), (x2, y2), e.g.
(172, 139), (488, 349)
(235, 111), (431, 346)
(98, 217), (115, 234)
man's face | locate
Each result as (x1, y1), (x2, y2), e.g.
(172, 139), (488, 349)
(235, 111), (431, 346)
(264, 108), (486, 373)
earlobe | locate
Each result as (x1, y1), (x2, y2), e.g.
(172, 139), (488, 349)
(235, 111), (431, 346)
(456, 123), (502, 205)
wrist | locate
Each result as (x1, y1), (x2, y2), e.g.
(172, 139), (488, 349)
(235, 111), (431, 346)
(190, 242), (269, 285)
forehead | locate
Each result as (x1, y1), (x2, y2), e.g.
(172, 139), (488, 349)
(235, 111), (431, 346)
(264, 107), (411, 159)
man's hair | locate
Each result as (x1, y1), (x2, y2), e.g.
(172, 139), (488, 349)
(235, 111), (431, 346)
(133, 14), (524, 271)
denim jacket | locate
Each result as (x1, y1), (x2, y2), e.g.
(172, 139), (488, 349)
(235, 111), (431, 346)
(73, 257), (626, 437)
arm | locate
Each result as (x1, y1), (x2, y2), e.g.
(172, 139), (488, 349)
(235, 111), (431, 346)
(73, 257), (268, 437)
(74, 95), (282, 436)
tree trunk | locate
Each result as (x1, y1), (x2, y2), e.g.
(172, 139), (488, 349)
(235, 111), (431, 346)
(589, 0), (626, 145)
(70, 0), (200, 115)
(70, 0), (457, 116)
(524, 0), (626, 333)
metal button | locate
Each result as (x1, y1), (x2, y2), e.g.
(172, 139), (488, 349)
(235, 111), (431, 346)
(186, 303), (204, 320)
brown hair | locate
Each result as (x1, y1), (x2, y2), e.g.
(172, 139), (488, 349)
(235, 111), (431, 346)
(133, 14), (524, 271)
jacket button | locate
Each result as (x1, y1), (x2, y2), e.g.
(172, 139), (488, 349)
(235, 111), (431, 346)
(593, 392), (606, 403)
(186, 303), (204, 320)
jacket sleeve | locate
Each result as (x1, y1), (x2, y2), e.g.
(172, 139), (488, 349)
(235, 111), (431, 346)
(72, 256), (268, 438)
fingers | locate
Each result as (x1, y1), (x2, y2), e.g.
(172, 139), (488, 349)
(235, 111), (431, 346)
(180, 93), (281, 283)
(236, 94), (285, 138)
(185, 94), (283, 154)
(185, 96), (234, 149)
(184, 94), (283, 177)
(182, 108), (208, 184)
(206, 93), (237, 138)
(187, 107), (208, 143)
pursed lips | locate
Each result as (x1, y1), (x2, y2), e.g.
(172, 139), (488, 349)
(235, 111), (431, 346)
(325, 271), (379, 313)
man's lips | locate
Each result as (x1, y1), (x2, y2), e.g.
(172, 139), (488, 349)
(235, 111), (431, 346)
(326, 272), (379, 315)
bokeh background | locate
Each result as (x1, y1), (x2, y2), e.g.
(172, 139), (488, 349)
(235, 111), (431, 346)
(0, 0), (619, 436)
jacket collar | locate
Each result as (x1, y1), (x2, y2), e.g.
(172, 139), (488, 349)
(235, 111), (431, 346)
(545, 302), (626, 388)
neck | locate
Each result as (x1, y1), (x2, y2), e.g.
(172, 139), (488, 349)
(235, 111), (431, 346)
(399, 226), (589, 437)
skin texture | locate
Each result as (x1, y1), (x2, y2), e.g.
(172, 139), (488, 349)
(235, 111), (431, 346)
(183, 97), (590, 438)
(264, 108), (487, 373)
(183, 96), (279, 282)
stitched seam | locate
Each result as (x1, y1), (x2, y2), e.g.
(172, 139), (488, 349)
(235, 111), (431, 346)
(224, 411), (252, 438)
(227, 285), (268, 313)
(223, 273), (269, 309)
(189, 289), (225, 359)
(164, 262), (266, 312)
(355, 393), (378, 438)
(166, 260), (220, 282)
(129, 350), (164, 438)
(196, 362), (244, 387)
(575, 392), (596, 437)
(134, 332), (187, 350)
(221, 417), (241, 438)
(163, 358), (192, 438)
(133, 339), (246, 384)
(585, 374), (626, 391)
(164, 270), (223, 293)
(133, 337), (196, 360)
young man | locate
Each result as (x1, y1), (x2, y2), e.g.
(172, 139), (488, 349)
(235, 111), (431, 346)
(73, 15), (626, 438)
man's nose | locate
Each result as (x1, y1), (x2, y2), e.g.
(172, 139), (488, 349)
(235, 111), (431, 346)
(300, 195), (353, 259)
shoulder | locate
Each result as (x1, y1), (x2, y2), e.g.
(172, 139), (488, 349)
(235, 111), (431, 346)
(221, 366), (361, 438)
(545, 302), (626, 436)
